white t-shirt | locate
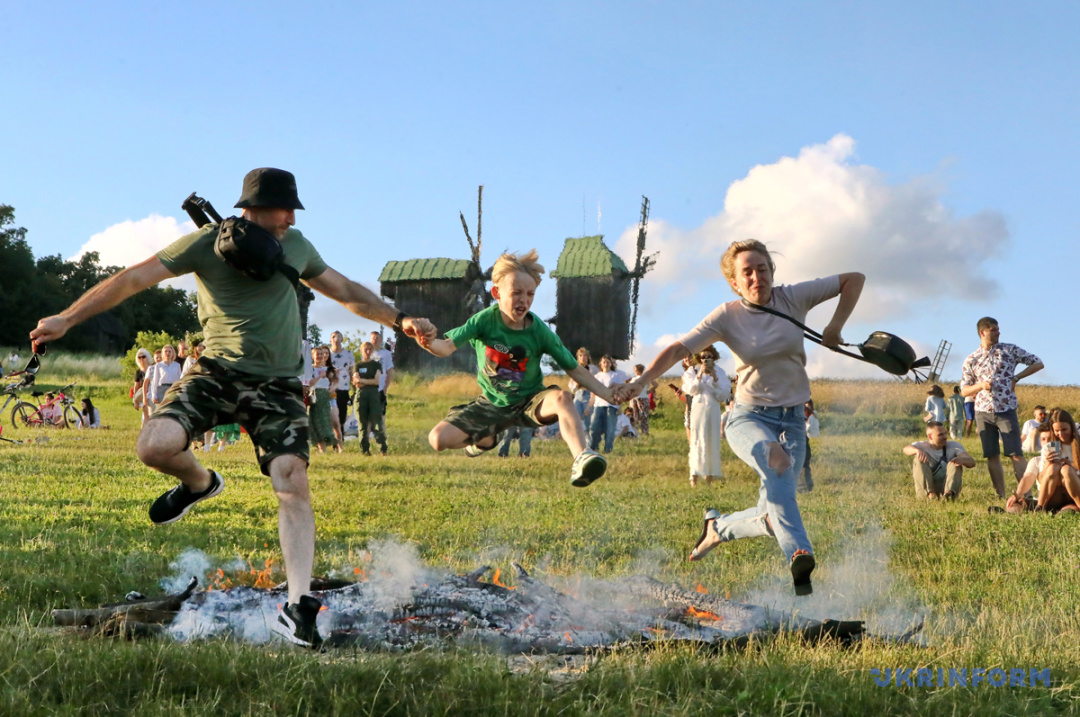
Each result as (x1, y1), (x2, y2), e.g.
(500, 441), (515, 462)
(616, 412), (637, 437)
(1021, 419), (1043, 453)
(909, 440), (967, 468)
(805, 413), (820, 438)
(150, 361), (183, 401)
(925, 396), (947, 423)
(593, 370), (629, 408)
(77, 408), (101, 429)
(376, 348), (393, 392)
(680, 276), (842, 407)
(329, 349), (355, 393)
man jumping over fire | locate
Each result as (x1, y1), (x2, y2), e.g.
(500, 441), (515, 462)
(31, 168), (436, 649)
(423, 249), (612, 487)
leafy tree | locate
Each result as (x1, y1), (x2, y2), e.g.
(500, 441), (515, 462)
(0, 205), (44, 347)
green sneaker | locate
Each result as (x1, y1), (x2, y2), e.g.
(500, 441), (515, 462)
(570, 449), (607, 488)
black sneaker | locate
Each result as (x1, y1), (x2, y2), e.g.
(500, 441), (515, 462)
(148, 470), (224, 525)
(273, 595), (323, 648)
(791, 552), (815, 596)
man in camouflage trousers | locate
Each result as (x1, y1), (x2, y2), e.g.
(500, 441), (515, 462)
(31, 168), (436, 648)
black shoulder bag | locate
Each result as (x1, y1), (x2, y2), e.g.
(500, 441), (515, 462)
(214, 217), (300, 286)
(741, 300), (931, 381)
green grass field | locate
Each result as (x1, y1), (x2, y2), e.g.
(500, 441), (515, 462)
(2, 371), (1079, 715)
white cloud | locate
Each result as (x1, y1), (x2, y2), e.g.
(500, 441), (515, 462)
(615, 134), (1008, 322)
(71, 214), (199, 291)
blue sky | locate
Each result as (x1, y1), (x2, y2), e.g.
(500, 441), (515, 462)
(4, 1), (1078, 382)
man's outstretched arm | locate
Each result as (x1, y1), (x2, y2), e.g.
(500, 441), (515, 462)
(305, 267), (436, 345)
(32, 257), (176, 344)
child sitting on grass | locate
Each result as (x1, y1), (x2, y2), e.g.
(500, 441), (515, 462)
(423, 249), (614, 487)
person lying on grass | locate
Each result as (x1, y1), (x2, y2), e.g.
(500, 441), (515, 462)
(902, 421), (975, 500)
(423, 249), (613, 488)
(1006, 409), (1080, 514)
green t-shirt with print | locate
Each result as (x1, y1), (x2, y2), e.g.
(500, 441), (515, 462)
(445, 304), (578, 407)
(156, 225), (328, 377)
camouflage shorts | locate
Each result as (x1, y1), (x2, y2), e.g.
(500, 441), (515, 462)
(444, 386), (561, 444)
(147, 357), (308, 475)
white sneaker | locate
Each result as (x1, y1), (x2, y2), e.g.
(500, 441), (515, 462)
(570, 449), (607, 488)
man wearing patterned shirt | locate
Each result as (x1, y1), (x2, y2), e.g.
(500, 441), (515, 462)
(960, 317), (1044, 497)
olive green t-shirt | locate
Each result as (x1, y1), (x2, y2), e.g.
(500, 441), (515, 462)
(156, 225), (328, 377)
(445, 304), (578, 407)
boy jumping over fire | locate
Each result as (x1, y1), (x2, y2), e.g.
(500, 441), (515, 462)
(424, 250), (612, 487)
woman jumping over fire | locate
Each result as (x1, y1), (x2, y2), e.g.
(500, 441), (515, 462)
(616, 239), (864, 596)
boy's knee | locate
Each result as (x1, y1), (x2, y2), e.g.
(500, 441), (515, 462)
(428, 427), (447, 451)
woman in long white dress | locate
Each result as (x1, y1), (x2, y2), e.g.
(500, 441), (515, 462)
(685, 346), (731, 486)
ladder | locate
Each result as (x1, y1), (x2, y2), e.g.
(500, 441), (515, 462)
(928, 339), (951, 383)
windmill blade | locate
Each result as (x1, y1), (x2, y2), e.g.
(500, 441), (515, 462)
(475, 185), (483, 267)
(629, 196), (650, 354)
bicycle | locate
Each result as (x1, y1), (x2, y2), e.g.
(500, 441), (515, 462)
(12, 382), (79, 429)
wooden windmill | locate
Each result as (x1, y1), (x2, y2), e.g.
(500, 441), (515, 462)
(549, 195), (656, 361)
(378, 185), (488, 374)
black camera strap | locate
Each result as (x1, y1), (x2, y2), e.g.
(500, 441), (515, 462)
(740, 300), (868, 364)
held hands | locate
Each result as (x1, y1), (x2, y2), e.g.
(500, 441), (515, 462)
(401, 317), (436, 348)
(611, 381), (641, 404)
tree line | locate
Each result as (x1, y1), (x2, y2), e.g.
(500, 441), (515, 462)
(0, 204), (199, 354)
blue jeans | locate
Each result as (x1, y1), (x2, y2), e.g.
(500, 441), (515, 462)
(574, 397), (591, 435)
(589, 405), (618, 453)
(710, 402), (810, 559)
(497, 426), (534, 457)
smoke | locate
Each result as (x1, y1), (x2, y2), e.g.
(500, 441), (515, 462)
(159, 548), (214, 594)
(742, 522), (926, 637)
(364, 538), (430, 611)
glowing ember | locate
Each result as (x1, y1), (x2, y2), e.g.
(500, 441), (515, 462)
(686, 606), (723, 621)
(695, 583), (708, 594)
(491, 569), (515, 590)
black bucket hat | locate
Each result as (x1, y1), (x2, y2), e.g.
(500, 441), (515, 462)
(234, 168), (305, 210)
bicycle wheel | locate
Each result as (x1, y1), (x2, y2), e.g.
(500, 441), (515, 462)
(12, 402), (40, 429)
(63, 405), (79, 428)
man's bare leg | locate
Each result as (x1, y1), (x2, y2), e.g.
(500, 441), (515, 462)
(136, 418), (212, 491)
(1010, 454), (1028, 481)
(986, 455), (1007, 498)
(537, 390), (586, 456)
(269, 454), (315, 606)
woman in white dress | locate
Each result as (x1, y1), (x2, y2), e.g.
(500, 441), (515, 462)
(685, 346), (731, 486)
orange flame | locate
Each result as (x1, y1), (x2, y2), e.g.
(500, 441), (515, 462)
(491, 569), (515, 590)
(695, 583), (708, 594)
(564, 632), (573, 642)
(252, 558), (275, 589)
(686, 606), (723, 621)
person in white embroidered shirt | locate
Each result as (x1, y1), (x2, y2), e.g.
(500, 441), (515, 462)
(960, 317), (1043, 498)
(902, 421), (975, 500)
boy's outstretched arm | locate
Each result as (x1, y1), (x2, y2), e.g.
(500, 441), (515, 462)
(567, 365), (614, 403)
(424, 338), (458, 358)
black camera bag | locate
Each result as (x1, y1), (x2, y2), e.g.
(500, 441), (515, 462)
(214, 217), (299, 286)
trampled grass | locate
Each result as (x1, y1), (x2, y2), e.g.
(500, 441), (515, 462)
(1, 375), (1079, 715)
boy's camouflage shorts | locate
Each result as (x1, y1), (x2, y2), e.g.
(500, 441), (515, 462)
(147, 358), (308, 475)
(444, 386), (561, 444)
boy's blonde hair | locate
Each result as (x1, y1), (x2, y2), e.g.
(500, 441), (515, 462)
(360, 341), (373, 351)
(492, 249), (545, 286)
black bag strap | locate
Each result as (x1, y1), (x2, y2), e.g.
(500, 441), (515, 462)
(740, 299), (870, 365)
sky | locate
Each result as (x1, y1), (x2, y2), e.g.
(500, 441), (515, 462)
(3, 1), (1079, 383)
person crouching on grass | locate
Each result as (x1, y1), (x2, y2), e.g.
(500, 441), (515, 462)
(902, 421), (975, 500)
(423, 250), (612, 487)
(1005, 409), (1080, 514)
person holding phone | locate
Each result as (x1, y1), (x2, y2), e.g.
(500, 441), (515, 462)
(684, 346), (730, 487)
(1007, 408), (1080, 514)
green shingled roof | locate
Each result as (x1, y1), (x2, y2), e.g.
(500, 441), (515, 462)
(550, 236), (629, 279)
(379, 258), (474, 283)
